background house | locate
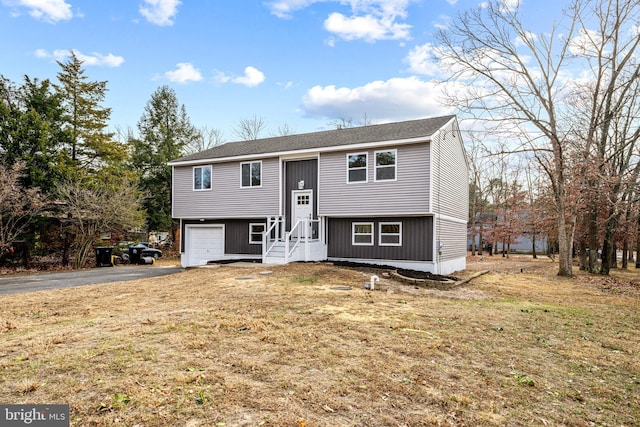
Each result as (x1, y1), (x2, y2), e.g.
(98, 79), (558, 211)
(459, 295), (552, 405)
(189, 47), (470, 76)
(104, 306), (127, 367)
(169, 115), (468, 275)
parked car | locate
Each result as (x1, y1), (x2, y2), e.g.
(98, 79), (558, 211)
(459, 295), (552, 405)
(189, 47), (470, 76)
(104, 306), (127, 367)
(117, 244), (163, 262)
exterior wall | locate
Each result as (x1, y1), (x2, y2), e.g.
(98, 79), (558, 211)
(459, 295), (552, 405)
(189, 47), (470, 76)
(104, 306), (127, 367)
(435, 217), (467, 264)
(181, 219), (264, 255)
(431, 121), (468, 221)
(173, 157), (280, 219)
(319, 142), (430, 216)
(327, 216), (433, 261)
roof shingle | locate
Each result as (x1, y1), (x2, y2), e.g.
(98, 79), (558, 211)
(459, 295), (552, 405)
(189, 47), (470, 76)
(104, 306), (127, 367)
(170, 115), (455, 164)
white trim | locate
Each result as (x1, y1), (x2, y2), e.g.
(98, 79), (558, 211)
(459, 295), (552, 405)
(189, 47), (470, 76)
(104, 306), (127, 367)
(352, 222), (374, 246)
(240, 160), (262, 188)
(379, 222), (402, 246)
(373, 149), (397, 182)
(172, 166), (176, 219)
(317, 211), (435, 217)
(346, 152), (368, 184)
(168, 136), (431, 166)
(193, 165), (212, 191)
(249, 223), (266, 244)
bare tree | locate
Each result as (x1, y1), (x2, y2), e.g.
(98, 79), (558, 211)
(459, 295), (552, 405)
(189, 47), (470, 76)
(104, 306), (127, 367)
(183, 126), (225, 154)
(233, 115), (266, 140)
(0, 162), (45, 255)
(56, 174), (145, 268)
(273, 123), (296, 137)
(436, 0), (640, 276)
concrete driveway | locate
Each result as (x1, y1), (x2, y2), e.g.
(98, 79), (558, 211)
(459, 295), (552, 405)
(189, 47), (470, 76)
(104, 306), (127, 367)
(0, 265), (184, 295)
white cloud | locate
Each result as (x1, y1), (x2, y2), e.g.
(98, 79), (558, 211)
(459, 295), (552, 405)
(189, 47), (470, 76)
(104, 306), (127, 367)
(278, 81), (294, 90)
(4, 0), (72, 22)
(266, 0), (322, 19)
(569, 28), (604, 57)
(215, 66), (266, 87)
(267, 0), (413, 42)
(499, 0), (519, 13)
(324, 11), (411, 42)
(139, 0), (181, 26)
(34, 49), (125, 67)
(404, 43), (443, 77)
(301, 76), (452, 122)
(163, 63), (202, 84)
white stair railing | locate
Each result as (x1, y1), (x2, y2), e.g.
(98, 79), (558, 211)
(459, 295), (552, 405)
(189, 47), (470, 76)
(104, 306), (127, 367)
(262, 217), (284, 262)
(285, 217), (309, 263)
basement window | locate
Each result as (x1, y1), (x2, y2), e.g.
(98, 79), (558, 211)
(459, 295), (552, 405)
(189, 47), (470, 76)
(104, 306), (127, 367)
(352, 222), (374, 246)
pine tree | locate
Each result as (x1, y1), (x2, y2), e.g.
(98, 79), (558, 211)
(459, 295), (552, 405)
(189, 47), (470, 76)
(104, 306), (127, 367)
(55, 51), (124, 172)
(131, 85), (200, 233)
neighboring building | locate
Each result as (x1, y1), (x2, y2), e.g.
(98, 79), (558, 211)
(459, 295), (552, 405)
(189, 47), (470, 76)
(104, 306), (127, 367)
(169, 115), (468, 275)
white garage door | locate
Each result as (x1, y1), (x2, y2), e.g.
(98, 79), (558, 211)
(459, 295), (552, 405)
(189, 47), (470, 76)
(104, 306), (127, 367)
(186, 225), (224, 267)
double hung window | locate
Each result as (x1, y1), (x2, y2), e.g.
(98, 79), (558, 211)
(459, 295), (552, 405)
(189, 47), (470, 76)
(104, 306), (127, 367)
(352, 222), (374, 245)
(347, 153), (367, 183)
(375, 150), (396, 181)
(193, 165), (212, 191)
(241, 161), (262, 187)
(249, 223), (266, 244)
(379, 222), (402, 246)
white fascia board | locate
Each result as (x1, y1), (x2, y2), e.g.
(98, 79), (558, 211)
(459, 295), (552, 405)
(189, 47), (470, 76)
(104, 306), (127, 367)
(317, 212), (434, 217)
(167, 136), (431, 166)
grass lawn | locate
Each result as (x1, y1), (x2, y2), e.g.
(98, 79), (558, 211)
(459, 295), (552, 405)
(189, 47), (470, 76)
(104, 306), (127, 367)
(0, 256), (638, 426)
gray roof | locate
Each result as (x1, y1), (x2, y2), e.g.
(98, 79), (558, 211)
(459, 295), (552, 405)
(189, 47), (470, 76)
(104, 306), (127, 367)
(171, 115), (455, 164)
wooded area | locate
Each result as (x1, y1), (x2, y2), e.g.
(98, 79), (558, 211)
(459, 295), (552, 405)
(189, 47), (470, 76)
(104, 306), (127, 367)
(439, 0), (640, 276)
(0, 52), (202, 269)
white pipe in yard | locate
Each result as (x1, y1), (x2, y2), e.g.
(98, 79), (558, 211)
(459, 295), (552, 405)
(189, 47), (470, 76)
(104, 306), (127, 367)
(368, 275), (379, 290)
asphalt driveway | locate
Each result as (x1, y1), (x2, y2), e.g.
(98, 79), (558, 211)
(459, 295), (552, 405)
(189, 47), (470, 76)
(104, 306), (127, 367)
(0, 265), (183, 295)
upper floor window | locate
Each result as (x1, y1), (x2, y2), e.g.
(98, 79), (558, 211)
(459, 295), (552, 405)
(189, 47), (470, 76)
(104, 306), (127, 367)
(375, 149), (396, 181)
(241, 161), (262, 187)
(193, 165), (212, 191)
(347, 153), (367, 183)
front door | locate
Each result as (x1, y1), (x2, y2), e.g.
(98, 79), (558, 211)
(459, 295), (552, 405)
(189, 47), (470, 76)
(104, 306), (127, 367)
(291, 190), (313, 238)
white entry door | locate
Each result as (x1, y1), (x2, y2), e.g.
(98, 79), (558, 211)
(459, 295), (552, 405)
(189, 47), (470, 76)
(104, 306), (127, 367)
(291, 190), (313, 238)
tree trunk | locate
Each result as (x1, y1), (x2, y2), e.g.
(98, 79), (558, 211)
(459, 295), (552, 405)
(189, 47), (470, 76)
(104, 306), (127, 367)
(622, 239), (628, 269)
(578, 239), (589, 270)
(601, 209), (619, 275)
(636, 220), (640, 268)
(588, 205), (599, 273)
(556, 211), (574, 277)
(532, 233), (537, 259)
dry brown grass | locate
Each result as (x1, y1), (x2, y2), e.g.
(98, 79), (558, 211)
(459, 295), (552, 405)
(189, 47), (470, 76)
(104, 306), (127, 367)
(0, 255), (638, 426)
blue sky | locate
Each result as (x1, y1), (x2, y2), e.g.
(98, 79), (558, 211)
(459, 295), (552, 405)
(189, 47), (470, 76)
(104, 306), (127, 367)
(0, 0), (555, 141)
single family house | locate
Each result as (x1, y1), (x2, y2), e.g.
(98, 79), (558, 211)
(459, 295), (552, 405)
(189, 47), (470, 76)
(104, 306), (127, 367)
(169, 115), (468, 275)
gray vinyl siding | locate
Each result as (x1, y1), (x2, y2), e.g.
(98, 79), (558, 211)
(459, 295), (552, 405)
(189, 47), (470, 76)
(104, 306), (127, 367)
(284, 159), (318, 229)
(173, 157), (279, 218)
(327, 217), (433, 261)
(431, 122), (468, 220)
(436, 218), (467, 262)
(319, 143), (430, 216)
(181, 219), (263, 255)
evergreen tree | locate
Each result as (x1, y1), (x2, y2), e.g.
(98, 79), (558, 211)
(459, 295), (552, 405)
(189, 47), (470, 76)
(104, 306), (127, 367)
(55, 50), (124, 172)
(130, 85), (200, 233)
(0, 76), (73, 193)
